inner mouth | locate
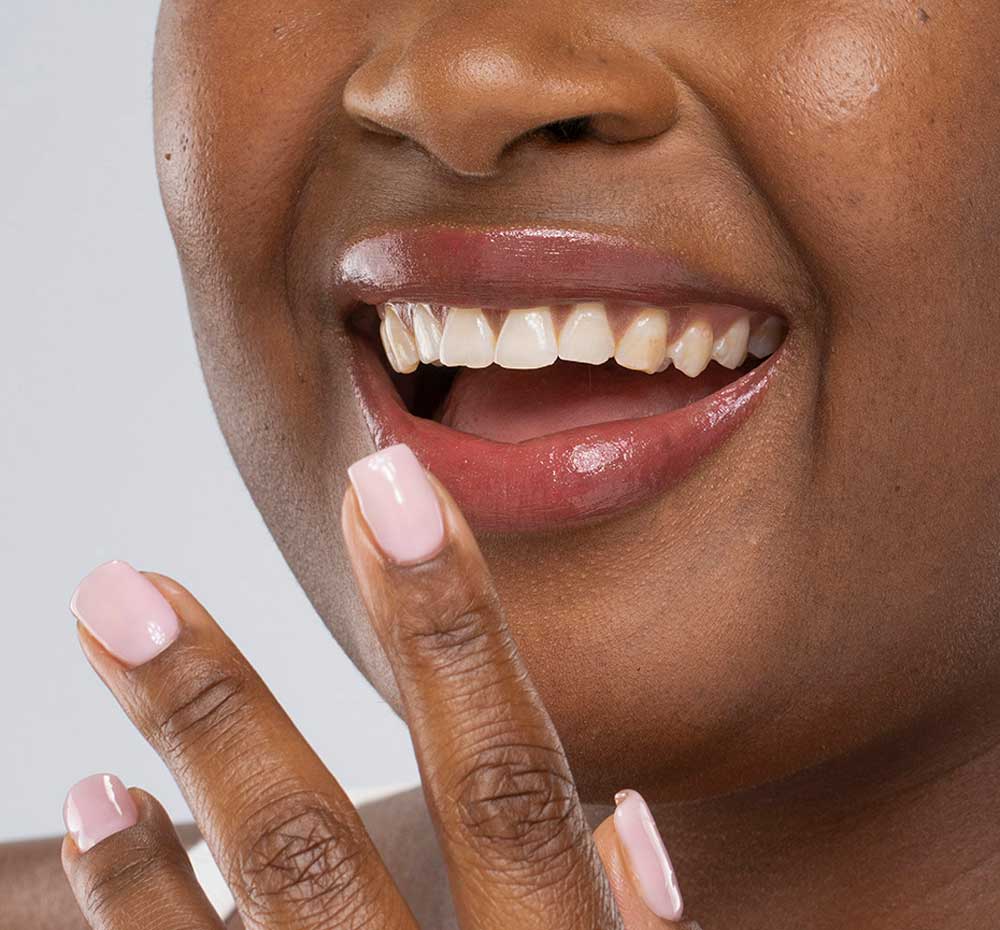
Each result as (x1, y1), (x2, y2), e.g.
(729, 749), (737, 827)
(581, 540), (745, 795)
(355, 300), (786, 443)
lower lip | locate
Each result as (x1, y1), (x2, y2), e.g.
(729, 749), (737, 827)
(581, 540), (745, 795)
(350, 333), (780, 533)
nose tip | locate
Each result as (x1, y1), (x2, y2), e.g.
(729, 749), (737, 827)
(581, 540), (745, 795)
(343, 21), (680, 177)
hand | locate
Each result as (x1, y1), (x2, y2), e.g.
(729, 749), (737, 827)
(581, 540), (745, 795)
(60, 444), (696, 930)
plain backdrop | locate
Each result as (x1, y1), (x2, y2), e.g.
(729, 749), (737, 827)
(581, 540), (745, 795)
(1, 2), (419, 842)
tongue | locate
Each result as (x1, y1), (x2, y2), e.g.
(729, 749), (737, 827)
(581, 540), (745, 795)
(436, 360), (744, 443)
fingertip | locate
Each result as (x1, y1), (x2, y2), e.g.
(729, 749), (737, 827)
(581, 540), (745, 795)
(139, 573), (223, 642)
(141, 571), (190, 600)
(344, 444), (446, 566)
(613, 789), (685, 923)
(63, 773), (140, 855)
(69, 563), (180, 668)
(61, 830), (81, 872)
(340, 481), (364, 549)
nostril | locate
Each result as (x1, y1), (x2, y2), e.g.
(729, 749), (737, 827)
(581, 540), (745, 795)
(538, 115), (592, 143)
(353, 114), (407, 140)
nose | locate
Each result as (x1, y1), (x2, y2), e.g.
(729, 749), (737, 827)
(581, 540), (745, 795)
(343, 8), (680, 177)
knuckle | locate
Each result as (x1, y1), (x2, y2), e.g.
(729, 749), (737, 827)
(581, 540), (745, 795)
(450, 742), (583, 866)
(79, 823), (191, 923)
(150, 650), (252, 762)
(233, 791), (378, 926)
(393, 590), (498, 671)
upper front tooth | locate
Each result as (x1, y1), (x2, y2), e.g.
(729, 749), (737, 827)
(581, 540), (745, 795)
(558, 302), (615, 365)
(411, 302), (443, 363)
(615, 308), (669, 374)
(748, 315), (785, 358)
(439, 307), (496, 368)
(670, 318), (714, 377)
(380, 304), (419, 374)
(711, 315), (750, 369)
(495, 307), (558, 369)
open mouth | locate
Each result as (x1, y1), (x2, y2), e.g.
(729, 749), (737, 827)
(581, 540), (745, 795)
(338, 227), (789, 532)
(360, 300), (783, 444)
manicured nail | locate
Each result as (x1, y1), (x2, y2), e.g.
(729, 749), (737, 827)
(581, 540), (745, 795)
(614, 789), (684, 921)
(64, 774), (139, 853)
(347, 444), (445, 565)
(70, 561), (180, 667)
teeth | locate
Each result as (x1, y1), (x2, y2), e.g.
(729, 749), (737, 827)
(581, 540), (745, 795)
(748, 315), (785, 358)
(380, 305), (419, 374)
(614, 308), (669, 374)
(557, 302), (615, 365)
(495, 307), (558, 369)
(410, 302), (443, 363)
(439, 307), (495, 368)
(711, 316), (751, 369)
(670, 319), (714, 377)
(376, 301), (785, 376)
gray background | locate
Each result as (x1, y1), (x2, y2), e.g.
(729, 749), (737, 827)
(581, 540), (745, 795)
(1, 2), (418, 842)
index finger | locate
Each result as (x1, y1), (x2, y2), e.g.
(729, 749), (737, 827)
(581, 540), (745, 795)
(341, 443), (623, 930)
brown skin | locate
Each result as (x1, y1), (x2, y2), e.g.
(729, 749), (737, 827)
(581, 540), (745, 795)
(154, 0), (1000, 793)
(4, 0), (1000, 927)
(53, 489), (693, 930)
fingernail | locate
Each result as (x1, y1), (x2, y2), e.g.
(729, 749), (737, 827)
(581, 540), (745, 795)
(347, 443), (445, 565)
(614, 789), (684, 921)
(64, 774), (139, 852)
(70, 561), (180, 667)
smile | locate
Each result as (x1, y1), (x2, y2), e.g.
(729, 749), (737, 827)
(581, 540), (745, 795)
(338, 227), (790, 532)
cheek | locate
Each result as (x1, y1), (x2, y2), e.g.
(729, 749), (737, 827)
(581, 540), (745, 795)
(154, 0), (370, 284)
(153, 0), (374, 453)
(153, 1), (384, 657)
(721, 3), (1000, 488)
(734, 1), (1000, 715)
(777, 15), (890, 125)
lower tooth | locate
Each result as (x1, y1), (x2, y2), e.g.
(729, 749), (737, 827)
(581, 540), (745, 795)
(439, 307), (496, 368)
(670, 320), (714, 377)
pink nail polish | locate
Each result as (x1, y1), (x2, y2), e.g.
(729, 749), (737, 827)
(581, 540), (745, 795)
(614, 789), (684, 921)
(70, 561), (180, 667)
(348, 444), (446, 565)
(64, 774), (139, 853)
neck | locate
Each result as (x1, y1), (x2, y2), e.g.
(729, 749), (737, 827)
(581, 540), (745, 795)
(585, 698), (1000, 929)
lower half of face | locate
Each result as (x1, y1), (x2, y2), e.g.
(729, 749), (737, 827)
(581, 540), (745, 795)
(155, 0), (1000, 802)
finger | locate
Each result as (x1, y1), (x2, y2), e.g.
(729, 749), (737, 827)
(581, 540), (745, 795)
(341, 444), (621, 930)
(69, 562), (418, 930)
(61, 776), (224, 930)
(593, 793), (700, 930)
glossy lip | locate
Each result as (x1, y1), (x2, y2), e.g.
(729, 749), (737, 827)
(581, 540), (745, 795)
(339, 226), (788, 533)
(331, 226), (790, 317)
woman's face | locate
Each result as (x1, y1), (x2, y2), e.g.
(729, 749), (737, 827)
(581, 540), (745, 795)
(153, 1), (1000, 802)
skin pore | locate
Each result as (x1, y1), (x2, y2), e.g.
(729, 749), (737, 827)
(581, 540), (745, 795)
(138, 0), (1000, 927)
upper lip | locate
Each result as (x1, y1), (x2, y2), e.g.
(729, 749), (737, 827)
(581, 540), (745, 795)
(329, 224), (795, 531)
(327, 225), (795, 322)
